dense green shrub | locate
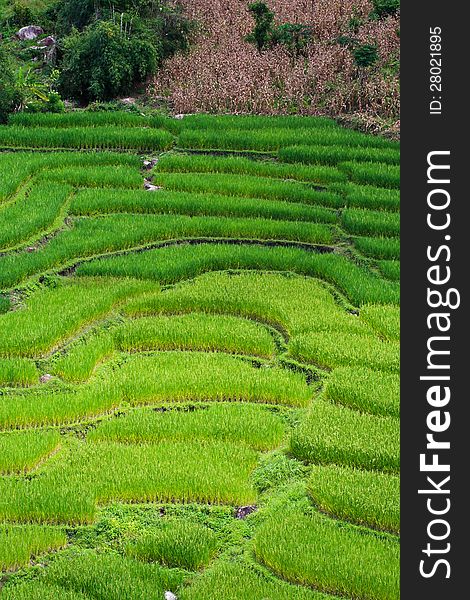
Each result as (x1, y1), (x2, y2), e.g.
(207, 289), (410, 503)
(0, 48), (20, 123)
(246, 2), (275, 52)
(353, 43), (379, 68)
(59, 20), (157, 102)
(371, 0), (400, 19)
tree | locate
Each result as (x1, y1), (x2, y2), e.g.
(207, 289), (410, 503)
(246, 2), (275, 52)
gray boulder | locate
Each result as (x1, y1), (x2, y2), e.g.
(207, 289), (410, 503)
(16, 25), (44, 41)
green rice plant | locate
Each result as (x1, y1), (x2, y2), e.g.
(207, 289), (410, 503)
(0, 429), (60, 473)
(0, 215), (334, 290)
(0, 583), (88, 600)
(77, 243), (400, 306)
(38, 166), (142, 189)
(125, 518), (219, 570)
(0, 438), (259, 522)
(0, 182), (72, 251)
(8, 112), (172, 129)
(324, 366), (399, 417)
(114, 313), (276, 357)
(88, 404), (286, 451)
(0, 296), (10, 314)
(155, 153), (346, 184)
(0, 152), (140, 203)
(354, 236), (400, 260)
(51, 332), (116, 383)
(279, 144), (400, 166)
(288, 331), (399, 372)
(0, 126), (174, 152)
(0, 358), (39, 387)
(4, 550), (184, 600)
(0, 277), (156, 357)
(180, 560), (333, 600)
(123, 271), (372, 337)
(176, 114), (339, 131)
(0, 352), (310, 429)
(330, 182), (399, 211)
(254, 508), (399, 600)
(70, 188), (337, 224)
(360, 304), (400, 342)
(290, 400), (400, 472)
(178, 128), (398, 152)
(341, 208), (400, 238)
(308, 465), (400, 533)
(153, 172), (343, 207)
(339, 161), (400, 189)
(0, 525), (67, 571)
(378, 260), (400, 281)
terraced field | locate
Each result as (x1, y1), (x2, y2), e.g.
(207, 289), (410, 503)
(0, 113), (399, 599)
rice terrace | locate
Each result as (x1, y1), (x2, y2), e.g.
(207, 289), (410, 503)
(0, 111), (400, 599)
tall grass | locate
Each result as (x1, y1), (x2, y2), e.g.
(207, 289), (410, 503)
(1, 550), (184, 599)
(325, 366), (400, 417)
(153, 172), (343, 207)
(70, 188), (338, 224)
(342, 208), (400, 238)
(51, 332), (115, 383)
(308, 465), (400, 533)
(378, 260), (400, 281)
(290, 400), (400, 472)
(38, 166), (142, 189)
(178, 128), (398, 152)
(176, 114), (339, 131)
(125, 519), (219, 570)
(354, 236), (400, 260)
(8, 112), (172, 129)
(0, 358), (39, 387)
(0, 126), (174, 151)
(155, 153), (346, 184)
(88, 404), (286, 451)
(0, 277), (156, 357)
(279, 144), (400, 166)
(0, 182), (72, 251)
(330, 182), (399, 211)
(254, 508), (399, 600)
(0, 525), (67, 571)
(339, 161), (400, 189)
(77, 243), (400, 306)
(0, 429), (60, 473)
(288, 331), (399, 372)
(0, 438), (259, 521)
(360, 304), (400, 341)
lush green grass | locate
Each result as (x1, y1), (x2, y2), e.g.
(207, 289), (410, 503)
(0, 550), (184, 599)
(153, 172), (343, 207)
(70, 187), (338, 223)
(51, 331), (115, 382)
(308, 465), (400, 533)
(181, 561), (334, 600)
(0, 525), (67, 571)
(324, 366), (399, 417)
(0, 438), (258, 522)
(7, 112), (172, 129)
(88, 404), (286, 451)
(288, 331), (399, 372)
(342, 208), (400, 238)
(77, 243), (400, 306)
(0, 126), (174, 151)
(254, 508), (399, 600)
(354, 235), (400, 260)
(0, 429), (60, 473)
(0, 215), (334, 289)
(378, 260), (400, 281)
(155, 153), (346, 184)
(38, 166), (142, 189)
(178, 128), (398, 152)
(279, 145), (400, 166)
(123, 271), (372, 337)
(330, 182), (399, 211)
(176, 114), (339, 131)
(126, 518), (219, 570)
(290, 400), (400, 472)
(0, 352), (310, 428)
(0, 151), (141, 203)
(0, 182), (72, 251)
(360, 304), (400, 341)
(0, 357), (39, 386)
(0, 277), (156, 357)
(339, 161), (400, 189)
